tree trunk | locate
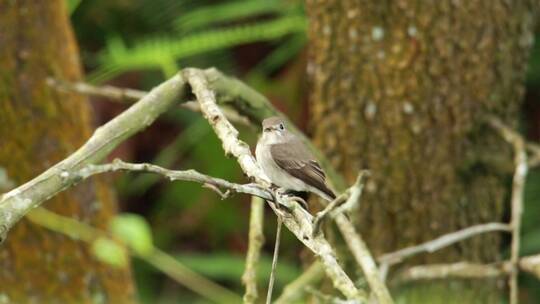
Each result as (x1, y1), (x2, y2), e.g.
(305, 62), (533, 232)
(306, 0), (537, 301)
(0, 1), (135, 302)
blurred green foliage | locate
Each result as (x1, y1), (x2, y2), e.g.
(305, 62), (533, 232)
(111, 213), (154, 256)
(92, 237), (129, 268)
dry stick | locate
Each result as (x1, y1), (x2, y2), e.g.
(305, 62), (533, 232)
(182, 68), (366, 301)
(393, 254), (540, 284)
(72, 159), (273, 200)
(0, 73), (188, 241)
(329, 175), (393, 304)
(378, 223), (512, 266)
(46, 77), (252, 127)
(242, 196), (266, 304)
(488, 117), (528, 304)
(266, 218), (282, 304)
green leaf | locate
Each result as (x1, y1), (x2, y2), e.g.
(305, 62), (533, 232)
(174, 252), (301, 284)
(91, 237), (128, 268)
(110, 213), (154, 256)
(88, 15), (307, 83)
(174, 0), (287, 32)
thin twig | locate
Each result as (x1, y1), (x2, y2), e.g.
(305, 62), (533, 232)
(393, 262), (508, 283)
(75, 159), (273, 201)
(509, 141), (527, 304)
(488, 117), (528, 304)
(335, 215), (391, 303)
(329, 174), (393, 304)
(47, 77), (252, 127)
(393, 254), (540, 284)
(378, 223), (511, 266)
(266, 218), (282, 304)
(242, 196), (265, 304)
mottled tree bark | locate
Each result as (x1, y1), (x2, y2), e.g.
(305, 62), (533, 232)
(0, 1), (134, 302)
(306, 0), (537, 301)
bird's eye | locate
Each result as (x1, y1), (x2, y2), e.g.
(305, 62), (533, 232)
(279, 124), (284, 130)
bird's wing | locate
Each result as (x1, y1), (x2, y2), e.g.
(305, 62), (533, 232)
(270, 141), (335, 199)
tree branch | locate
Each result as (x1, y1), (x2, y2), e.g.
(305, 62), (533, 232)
(487, 117), (528, 304)
(330, 178), (393, 303)
(392, 254), (540, 284)
(0, 73), (188, 242)
(47, 77), (252, 127)
(378, 223), (511, 266)
(242, 196), (265, 304)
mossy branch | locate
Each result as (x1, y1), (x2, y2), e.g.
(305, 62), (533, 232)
(0, 73), (187, 242)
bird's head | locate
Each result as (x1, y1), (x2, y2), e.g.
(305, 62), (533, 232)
(261, 116), (287, 143)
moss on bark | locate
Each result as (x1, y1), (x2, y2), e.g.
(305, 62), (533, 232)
(0, 1), (135, 302)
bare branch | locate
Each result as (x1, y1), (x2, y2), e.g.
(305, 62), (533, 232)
(378, 223), (511, 266)
(266, 218), (282, 304)
(509, 140), (527, 304)
(0, 73), (188, 241)
(202, 183), (231, 199)
(242, 196), (265, 304)
(393, 254), (540, 284)
(317, 172), (393, 303)
(47, 78), (147, 102)
(394, 262), (507, 283)
(488, 117), (528, 304)
(335, 215), (391, 303)
(74, 159), (273, 201)
(47, 77), (252, 127)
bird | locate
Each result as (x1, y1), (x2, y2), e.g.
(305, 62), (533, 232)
(255, 116), (336, 203)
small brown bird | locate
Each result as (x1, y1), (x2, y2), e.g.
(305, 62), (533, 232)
(255, 116), (336, 202)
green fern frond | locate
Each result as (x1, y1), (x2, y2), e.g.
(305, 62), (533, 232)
(88, 15), (307, 83)
(174, 0), (292, 32)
